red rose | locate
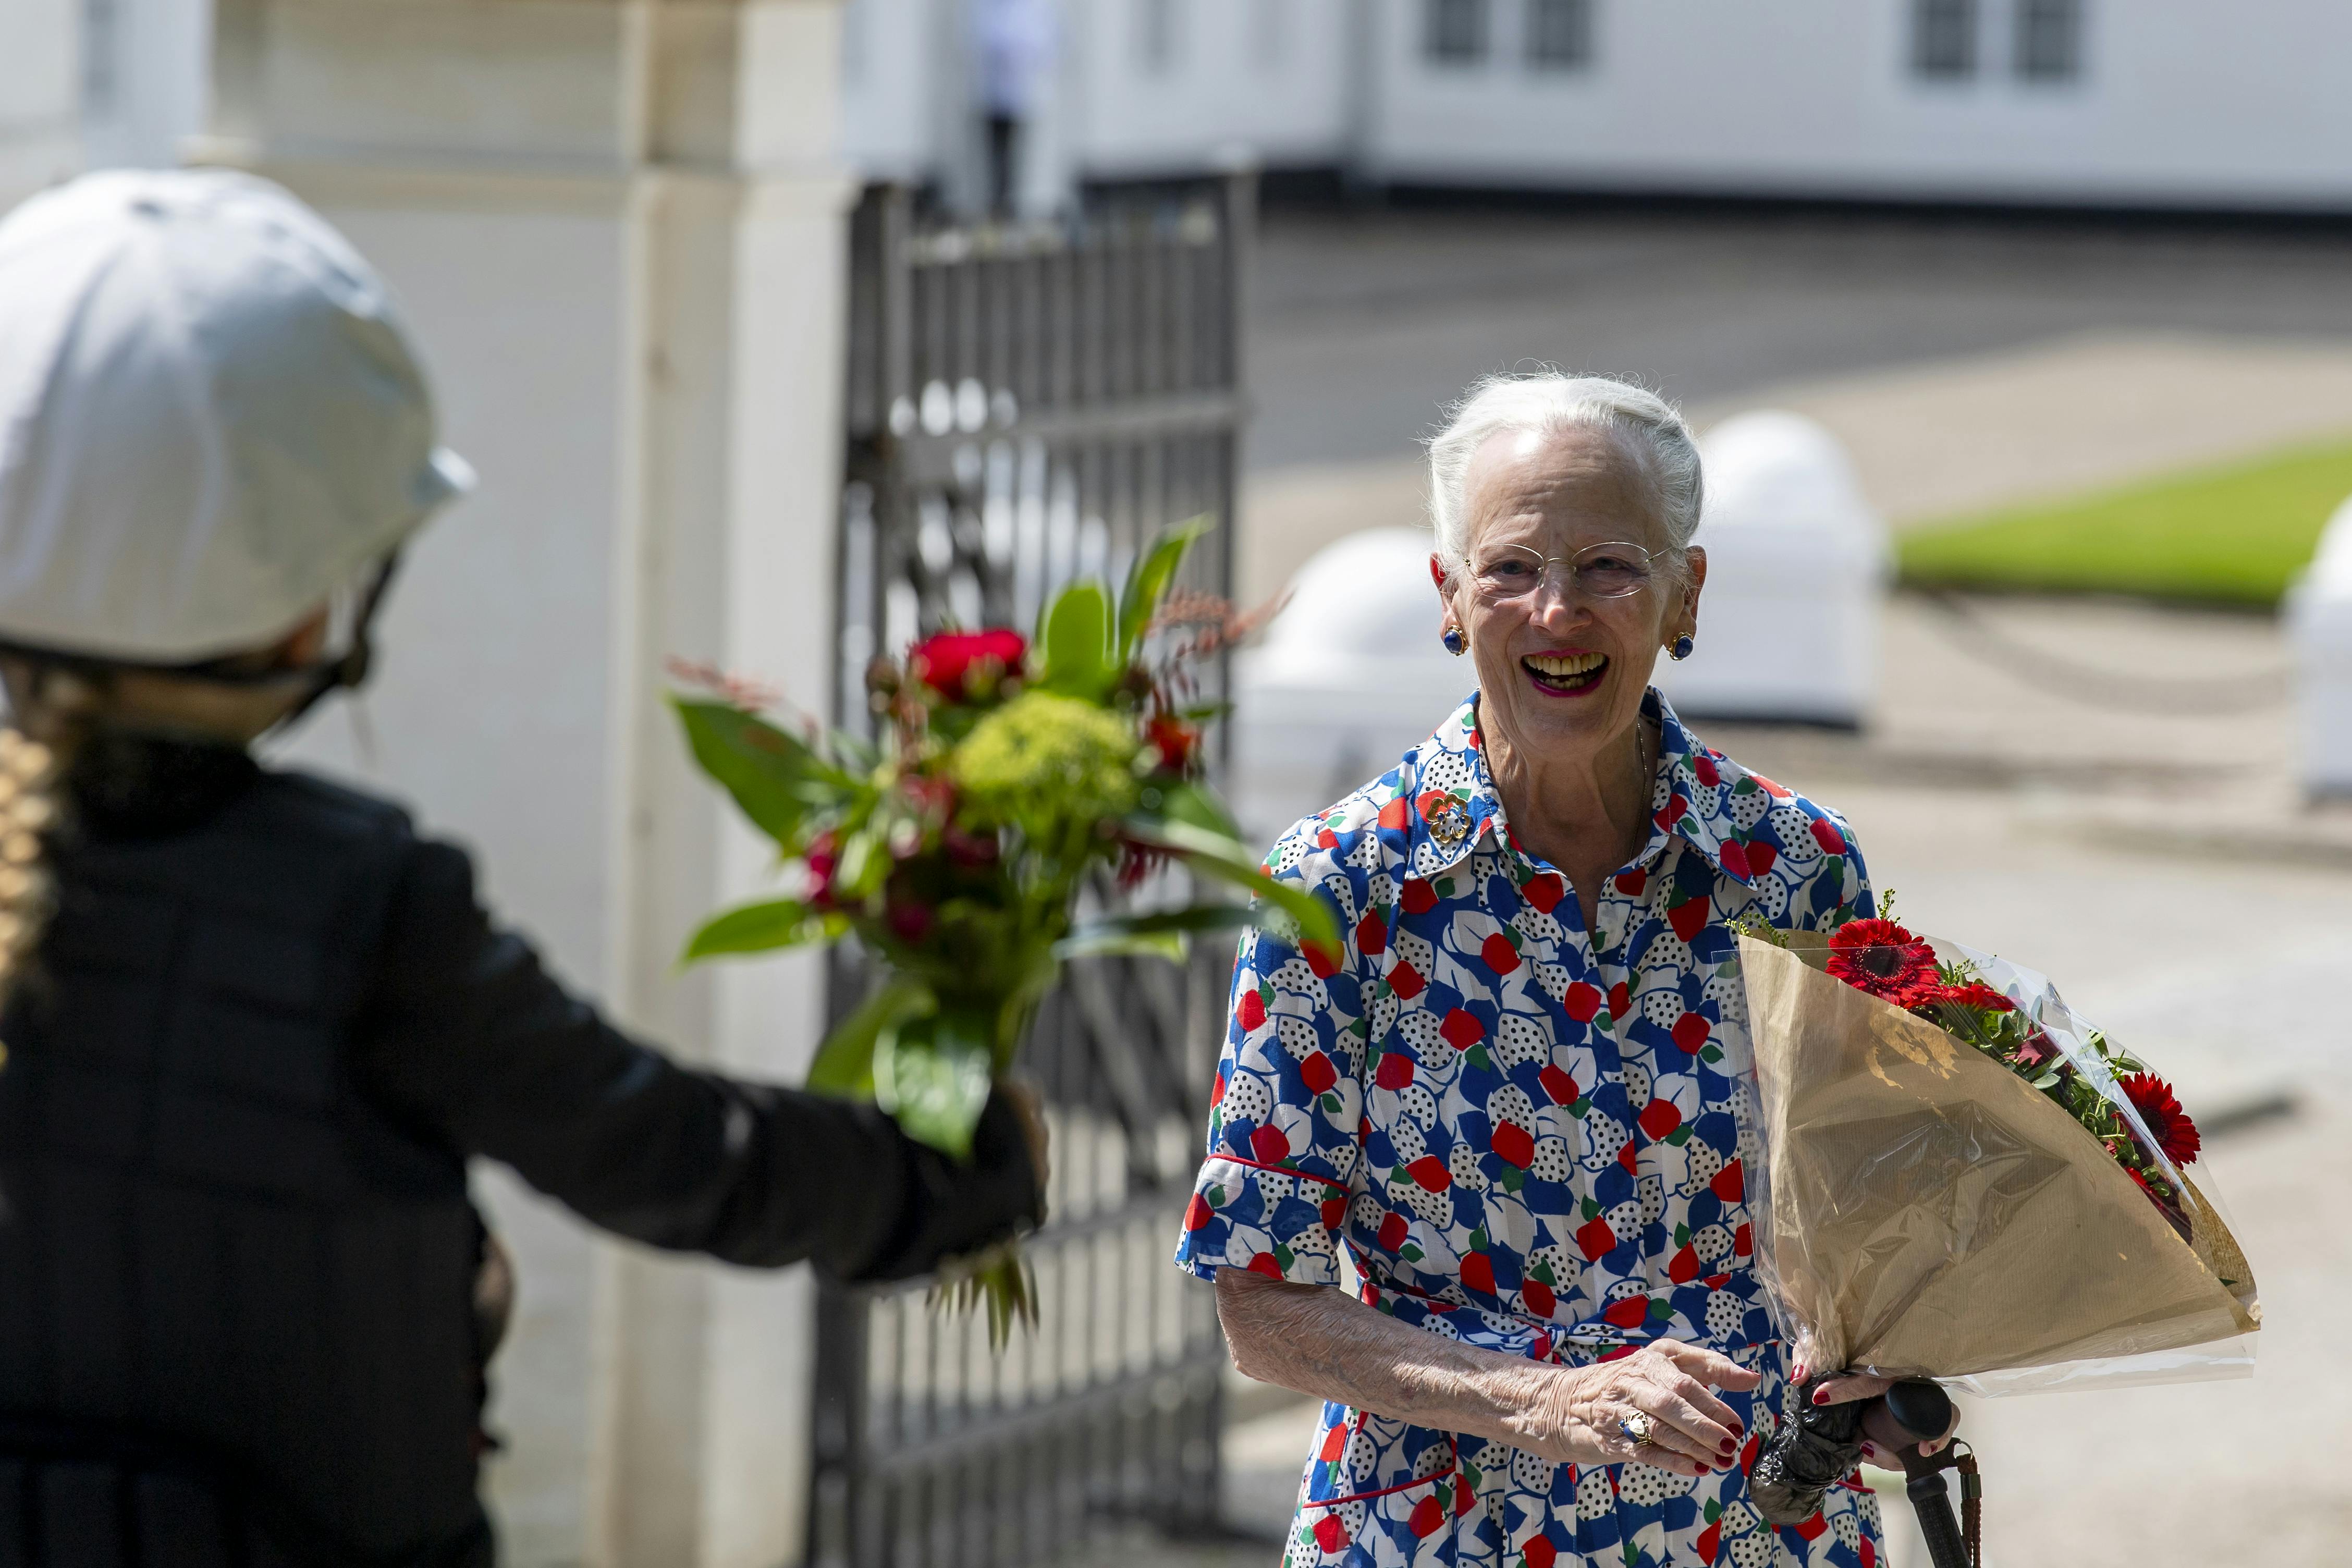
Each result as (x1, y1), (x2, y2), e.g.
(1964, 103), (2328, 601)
(907, 628), (1026, 701)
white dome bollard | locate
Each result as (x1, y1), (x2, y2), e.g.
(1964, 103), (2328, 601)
(1653, 410), (1889, 728)
(2286, 495), (2352, 796)
(1232, 528), (1474, 843)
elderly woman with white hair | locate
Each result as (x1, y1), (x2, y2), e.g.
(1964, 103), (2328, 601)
(1175, 373), (1913, 1568)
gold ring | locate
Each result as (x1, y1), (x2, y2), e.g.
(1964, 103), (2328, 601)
(1619, 1411), (1655, 1448)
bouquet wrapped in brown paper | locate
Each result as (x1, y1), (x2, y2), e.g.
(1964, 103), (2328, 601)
(1736, 911), (2260, 1394)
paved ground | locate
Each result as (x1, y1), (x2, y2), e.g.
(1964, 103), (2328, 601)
(1237, 204), (2352, 604)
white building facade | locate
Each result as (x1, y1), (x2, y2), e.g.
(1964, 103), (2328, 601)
(843, 0), (2352, 212)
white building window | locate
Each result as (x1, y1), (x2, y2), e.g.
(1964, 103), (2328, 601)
(1527, 0), (1593, 72)
(1138, 0), (1182, 75)
(2014, 0), (2083, 82)
(1425, 0), (1490, 67)
(1910, 0), (1977, 80)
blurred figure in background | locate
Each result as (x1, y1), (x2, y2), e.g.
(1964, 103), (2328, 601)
(970, 0), (1057, 217)
(0, 170), (1043, 1567)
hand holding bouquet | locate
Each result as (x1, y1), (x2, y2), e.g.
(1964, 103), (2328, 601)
(671, 524), (1334, 1341)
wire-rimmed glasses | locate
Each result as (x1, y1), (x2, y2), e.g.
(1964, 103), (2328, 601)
(1466, 540), (1665, 603)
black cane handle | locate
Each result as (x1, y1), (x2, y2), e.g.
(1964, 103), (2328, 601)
(1883, 1379), (1954, 1444)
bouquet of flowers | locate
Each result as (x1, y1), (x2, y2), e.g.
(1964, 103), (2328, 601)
(1736, 898), (2260, 1390)
(671, 524), (1333, 1341)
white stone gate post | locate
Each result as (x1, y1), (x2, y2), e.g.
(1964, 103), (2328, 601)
(197, 5), (852, 1565)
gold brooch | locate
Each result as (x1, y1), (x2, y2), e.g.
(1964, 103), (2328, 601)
(1425, 797), (1472, 849)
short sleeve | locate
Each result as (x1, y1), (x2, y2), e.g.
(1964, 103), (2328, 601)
(1173, 817), (1376, 1289)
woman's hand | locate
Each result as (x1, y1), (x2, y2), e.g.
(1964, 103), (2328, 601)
(1798, 1366), (1962, 1463)
(1520, 1341), (1763, 1478)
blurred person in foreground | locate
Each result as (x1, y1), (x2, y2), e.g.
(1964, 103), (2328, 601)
(0, 170), (1042, 1567)
(1175, 373), (1950, 1567)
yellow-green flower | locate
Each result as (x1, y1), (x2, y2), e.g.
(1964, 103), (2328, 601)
(951, 691), (1141, 831)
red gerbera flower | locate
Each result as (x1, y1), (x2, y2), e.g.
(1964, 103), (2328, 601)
(1825, 918), (1941, 1005)
(1912, 981), (2016, 1015)
(2120, 1072), (2201, 1167)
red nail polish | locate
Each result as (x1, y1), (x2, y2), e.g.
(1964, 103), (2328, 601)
(1811, 1389), (1831, 1405)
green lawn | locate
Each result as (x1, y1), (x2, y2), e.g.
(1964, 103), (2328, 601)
(1896, 436), (2352, 608)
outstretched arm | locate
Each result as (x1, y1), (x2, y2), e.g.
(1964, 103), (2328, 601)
(351, 837), (1041, 1280)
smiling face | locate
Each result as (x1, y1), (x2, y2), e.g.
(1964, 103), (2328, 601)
(1436, 423), (1705, 769)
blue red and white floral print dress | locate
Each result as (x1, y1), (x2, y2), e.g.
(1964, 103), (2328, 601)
(1174, 689), (1884, 1568)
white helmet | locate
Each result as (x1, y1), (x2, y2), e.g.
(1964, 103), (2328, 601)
(0, 169), (472, 666)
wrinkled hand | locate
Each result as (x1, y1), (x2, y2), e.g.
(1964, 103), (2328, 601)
(1795, 1364), (1961, 1463)
(1524, 1341), (1763, 1478)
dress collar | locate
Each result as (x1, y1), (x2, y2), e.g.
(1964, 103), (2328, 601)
(1395, 688), (1758, 888)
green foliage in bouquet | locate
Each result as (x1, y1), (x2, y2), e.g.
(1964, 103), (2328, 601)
(670, 522), (1336, 1341)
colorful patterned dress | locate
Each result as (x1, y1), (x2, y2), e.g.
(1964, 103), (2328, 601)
(1174, 690), (1884, 1568)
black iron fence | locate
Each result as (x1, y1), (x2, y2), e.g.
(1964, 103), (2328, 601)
(810, 174), (1255, 1568)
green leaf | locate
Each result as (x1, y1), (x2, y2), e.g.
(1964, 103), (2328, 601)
(671, 697), (843, 847)
(875, 1009), (995, 1160)
(1056, 901), (1262, 961)
(679, 898), (839, 962)
(806, 975), (933, 1098)
(1039, 581), (1116, 700)
(1145, 778), (1243, 841)
(1118, 815), (1340, 947)
(1117, 517), (1213, 662)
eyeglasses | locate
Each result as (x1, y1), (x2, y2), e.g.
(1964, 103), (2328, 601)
(1466, 541), (1665, 603)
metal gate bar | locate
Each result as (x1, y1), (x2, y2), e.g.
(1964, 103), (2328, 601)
(812, 174), (1254, 1568)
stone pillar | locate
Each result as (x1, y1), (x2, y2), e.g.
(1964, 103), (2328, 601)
(195, 4), (852, 1565)
(0, 0), (82, 210)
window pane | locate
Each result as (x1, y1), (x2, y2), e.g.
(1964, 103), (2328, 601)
(1911, 0), (1976, 79)
(2016, 0), (2082, 81)
(1528, 0), (1593, 71)
(1425, 0), (1489, 65)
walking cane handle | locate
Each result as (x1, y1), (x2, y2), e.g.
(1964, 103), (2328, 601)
(1883, 1379), (1954, 1444)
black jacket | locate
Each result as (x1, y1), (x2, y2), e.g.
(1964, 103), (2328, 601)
(0, 741), (1037, 1565)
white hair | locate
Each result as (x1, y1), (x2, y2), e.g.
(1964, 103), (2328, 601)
(1426, 371), (1704, 572)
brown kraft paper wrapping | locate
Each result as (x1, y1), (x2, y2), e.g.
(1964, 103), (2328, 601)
(1738, 933), (2260, 1381)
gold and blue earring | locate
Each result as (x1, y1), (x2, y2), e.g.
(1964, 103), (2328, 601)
(1670, 634), (1694, 661)
(1442, 627), (1467, 656)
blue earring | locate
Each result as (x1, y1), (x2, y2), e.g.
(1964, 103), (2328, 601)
(1442, 627), (1467, 656)
(1670, 634), (1694, 661)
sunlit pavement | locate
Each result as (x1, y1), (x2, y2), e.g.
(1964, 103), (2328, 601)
(1145, 587), (2351, 1567)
